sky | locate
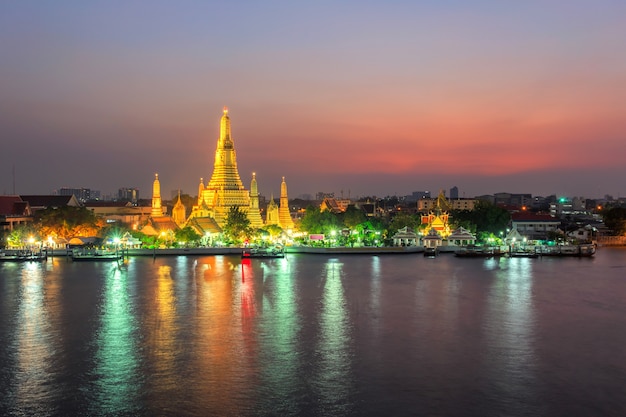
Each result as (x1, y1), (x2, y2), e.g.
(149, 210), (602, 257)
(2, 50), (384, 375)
(1, 1), (625, 200)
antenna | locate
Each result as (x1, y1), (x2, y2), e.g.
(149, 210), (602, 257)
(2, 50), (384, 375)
(12, 164), (16, 195)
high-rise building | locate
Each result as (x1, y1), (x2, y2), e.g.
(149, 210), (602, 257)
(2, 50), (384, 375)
(58, 187), (98, 202)
(450, 186), (459, 200)
(118, 187), (139, 202)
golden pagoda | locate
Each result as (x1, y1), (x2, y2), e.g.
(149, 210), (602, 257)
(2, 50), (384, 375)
(248, 172), (264, 228)
(278, 176), (294, 230)
(151, 173), (163, 217)
(172, 190), (187, 227)
(187, 107), (263, 228)
(265, 194), (279, 225)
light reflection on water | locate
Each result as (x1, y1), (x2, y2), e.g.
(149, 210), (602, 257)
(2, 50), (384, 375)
(484, 257), (539, 414)
(315, 259), (354, 415)
(14, 263), (57, 416)
(92, 265), (140, 416)
(1, 250), (626, 416)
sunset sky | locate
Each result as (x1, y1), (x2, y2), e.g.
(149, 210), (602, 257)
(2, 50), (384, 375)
(1, 1), (625, 200)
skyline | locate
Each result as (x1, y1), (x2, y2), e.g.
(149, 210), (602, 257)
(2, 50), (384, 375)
(1, 1), (625, 200)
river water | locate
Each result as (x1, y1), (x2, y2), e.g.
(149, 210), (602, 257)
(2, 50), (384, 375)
(1, 248), (625, 417)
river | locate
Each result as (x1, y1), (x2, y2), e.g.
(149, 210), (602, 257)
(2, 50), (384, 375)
(1, 248), (625, 416)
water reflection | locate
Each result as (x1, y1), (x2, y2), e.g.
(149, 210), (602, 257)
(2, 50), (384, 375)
(254, 257), (302, 415)
(92, 265), (140, 415)
(315, 259), (354, 414)
(13, 263), (57, 416)
(142, 264), (178, 408)
(370, 257), (381, 336)
(484, 257), (538, 412)
(194, 256), (252, 416)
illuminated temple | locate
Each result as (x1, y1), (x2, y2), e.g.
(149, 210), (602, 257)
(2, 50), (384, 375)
(181, 107), (290, 231)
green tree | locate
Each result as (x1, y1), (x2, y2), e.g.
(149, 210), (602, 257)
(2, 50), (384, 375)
(341, 205), (367, 229)
(602, 207), (626, 236)
(452, 201), (510, 237)
(388, 212), (418, 233)
(5, 224), (40, 248)
(263, 224), (283, 240)
(175, 226), (202, 246)
(223, 206), (252, 243)
(299, 206), (342, 235)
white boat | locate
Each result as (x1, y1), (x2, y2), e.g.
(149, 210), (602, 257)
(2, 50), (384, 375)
(536, 243), (596, 257)
(71, 250), (124, 262)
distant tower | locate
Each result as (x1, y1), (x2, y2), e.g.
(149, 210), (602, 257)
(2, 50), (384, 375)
(266, 194), (279, 226)
(172, 190), (187, 227)
(197, 178), (205, 205)
(278, 176), (294, 230)
(151, 173), (163, 217)
(248, 172), (264, 228)
(450, 186), (459, 200)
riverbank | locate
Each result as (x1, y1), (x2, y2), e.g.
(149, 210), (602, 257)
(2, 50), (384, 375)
(41, 245), (433, 257)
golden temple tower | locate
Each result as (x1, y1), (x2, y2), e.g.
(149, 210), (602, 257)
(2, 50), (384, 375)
(151, 173), (163, 217)
(278, 176), (294, 230)
(172, 190), (186, 227)
(248, 172), (264, 228)
(265, 194), (279, 226)
(188, 107), (257, 228)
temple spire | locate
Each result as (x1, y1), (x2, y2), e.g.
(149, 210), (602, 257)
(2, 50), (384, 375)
(278, 176), (294, 230)
(219, 106), (232, 146)
(151, 173), (162, 217)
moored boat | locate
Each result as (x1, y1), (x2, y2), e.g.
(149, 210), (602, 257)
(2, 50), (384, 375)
(424, 247), (439, 257)
(71, 250), (124, 262)
(536, 243), (596, 257)
(455, 246), (504, 258)
(242, 246), (285, 259)
(0, 250), (47, 262)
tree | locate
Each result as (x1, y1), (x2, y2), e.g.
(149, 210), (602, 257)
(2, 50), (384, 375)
(175, 226), (202, 246)
(36, 206), (102, 240)
(602, 207), (626, 236)
(298, 206), (342, 235)
(452, 201), (510, 236)
(341, 205), (367, 228)
(223, 206), (252, 243)
(388, 212), (418, 233)
(263, 224), (283, 240)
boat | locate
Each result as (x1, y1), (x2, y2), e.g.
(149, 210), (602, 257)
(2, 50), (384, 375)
(0, 250), (47, 262)
(424, 247), (439, 257)
(455, 246), (504, 258)
(536, 243), (596, 257)
(508, 252), (539, 258)
(71, 250), (124, 262)
(507, 250), (539, 258)
(242, 246), (285, 259)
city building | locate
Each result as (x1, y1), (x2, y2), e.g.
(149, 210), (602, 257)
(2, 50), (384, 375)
(418, 196), (477, 212)
(20, 195), (81, 211)
(84, 201), (152, 229)
(58, 187), (100, 202)
(449, 186), (459, 200)
(0, 196), (32, 231)
(118, 187), (139, 203)
(509, 212), (561, 241)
